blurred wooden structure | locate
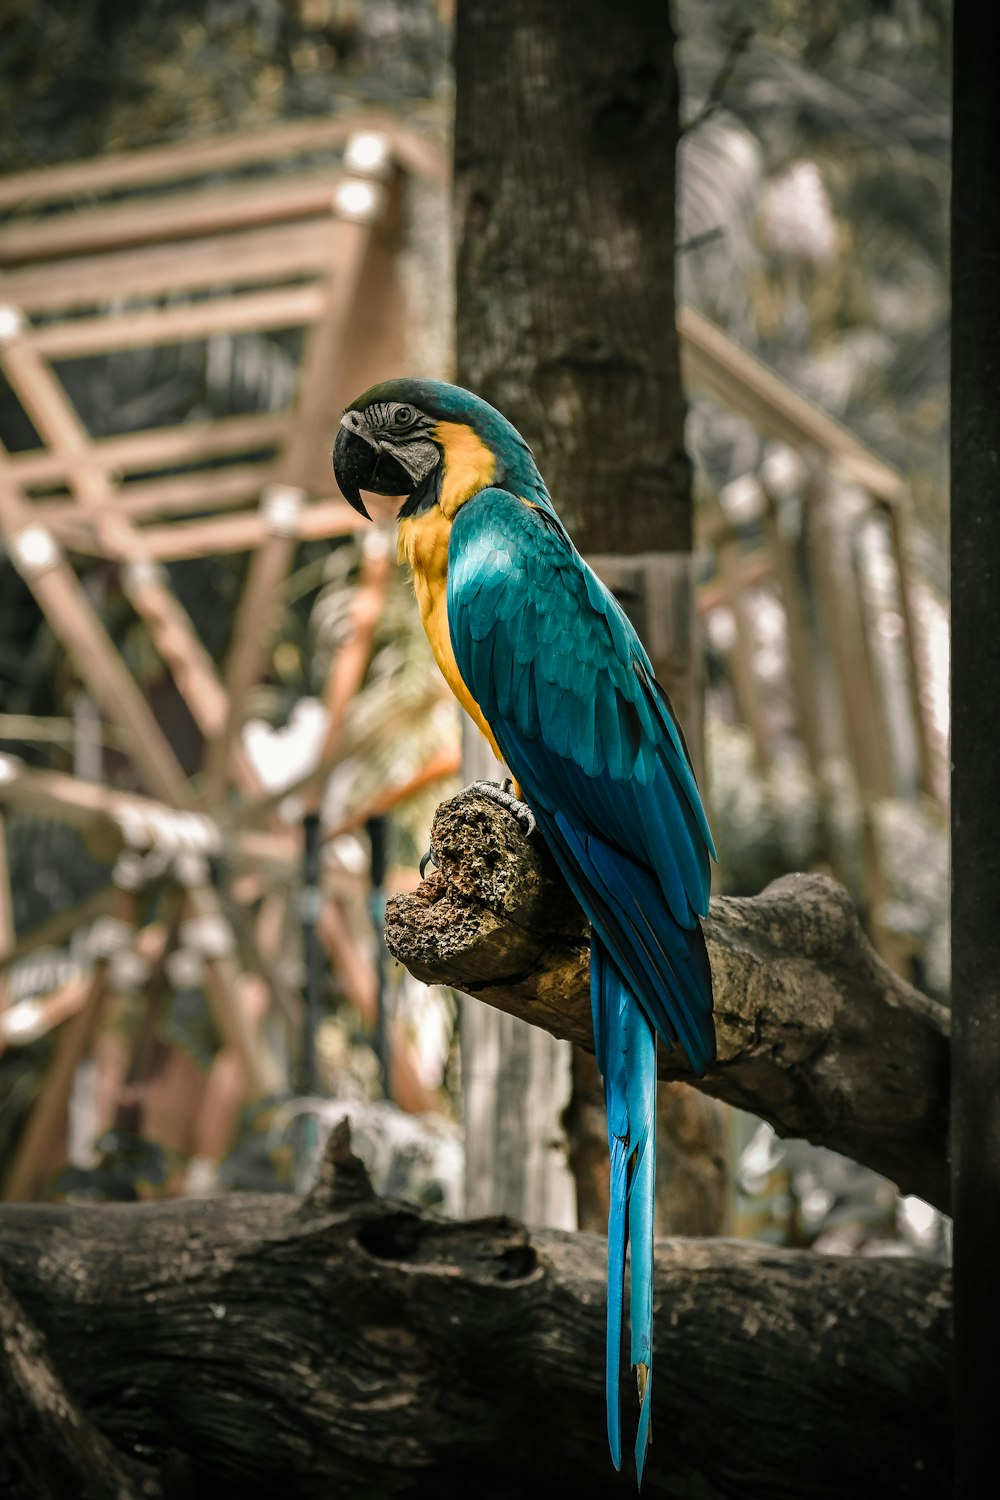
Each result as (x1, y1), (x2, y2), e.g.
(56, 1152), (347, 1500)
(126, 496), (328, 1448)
(0, 116), (943, 1197)
(680, 305), (945, 969)
(0, 114), (448, 1198)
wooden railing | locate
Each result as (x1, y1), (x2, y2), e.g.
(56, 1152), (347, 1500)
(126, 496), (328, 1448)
(680, 305), (945, 970)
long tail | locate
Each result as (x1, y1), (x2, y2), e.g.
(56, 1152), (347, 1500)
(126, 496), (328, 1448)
(593, 940), (657, 1487)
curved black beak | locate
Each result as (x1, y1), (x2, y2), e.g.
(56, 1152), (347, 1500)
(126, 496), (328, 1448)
(333, 422), (416, 521)
(333, 424), (376, 520)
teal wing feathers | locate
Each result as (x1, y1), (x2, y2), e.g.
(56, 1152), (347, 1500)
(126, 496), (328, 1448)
(447, 484), (715, 1485)
(447, 487), (716, 1076)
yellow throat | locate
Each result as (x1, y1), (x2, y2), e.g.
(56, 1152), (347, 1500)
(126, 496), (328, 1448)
(396, 420), (502, 761)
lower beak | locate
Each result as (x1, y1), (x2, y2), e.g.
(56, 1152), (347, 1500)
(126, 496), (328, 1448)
(333, 427), (416, 520)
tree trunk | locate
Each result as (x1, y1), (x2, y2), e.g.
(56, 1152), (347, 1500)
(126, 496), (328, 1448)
(0, 1124), (951, 1499)
(454, 0), (690, 554)
(385, 789), (950, 1211)
(454, 0), (723, 1235)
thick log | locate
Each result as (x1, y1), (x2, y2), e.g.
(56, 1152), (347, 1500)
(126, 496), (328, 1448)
(385, 790), (951, 1210)
(0, 1125), (951, 1499)
(0, 1268), (160, 1499)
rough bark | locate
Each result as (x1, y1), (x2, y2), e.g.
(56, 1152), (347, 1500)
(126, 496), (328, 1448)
(454, 0), (691, 556)
(0, 1267), (161, 1499)
(0, 1126), (951, 1500)
(386, 790), (951, 1211)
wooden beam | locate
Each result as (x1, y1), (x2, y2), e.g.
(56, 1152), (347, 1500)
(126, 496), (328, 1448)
(0, 812), (13, 1009)
(678, 305), (908, 506)
(115, 499), (357, 563)
(0, 326), (263, 798)
(182, 884), (279, 1097)
(24, 285), (328, 360)
(0, 220), (337, 313)
(0, 112), (442, 211)
(313, 171), (410, 490)
(810, 492), (892, 801)
(0, 170), (357, 267)
(760, 480), (823, 777)
(809, 489), (904, 971)
(34, 464), (272, 528)
(0, 757), (294, 871)
(197, 496), (303, 805)
(9, 413), (289, 491)
(848, 519), (895, 796)
(303, 533), (393, 813)
(885, 504), (939, 802)
(715, 528), (772, 771)
(0, 469), (194, 809)
(201, 202), (379, 803)
(274, 213), (380, 491)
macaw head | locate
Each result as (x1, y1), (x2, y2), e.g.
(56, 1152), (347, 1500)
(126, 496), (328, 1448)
(333, 377), (544, 521)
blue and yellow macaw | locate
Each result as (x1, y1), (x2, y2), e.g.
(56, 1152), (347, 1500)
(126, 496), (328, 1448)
(334, 378), (715, 1484)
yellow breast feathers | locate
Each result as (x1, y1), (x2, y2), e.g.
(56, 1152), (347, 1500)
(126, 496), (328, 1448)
(397, 421), (502, 761)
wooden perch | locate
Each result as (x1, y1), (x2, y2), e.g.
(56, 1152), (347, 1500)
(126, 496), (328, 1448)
(0, 1123), (951, 1500)
(385, 790), (951, 1210)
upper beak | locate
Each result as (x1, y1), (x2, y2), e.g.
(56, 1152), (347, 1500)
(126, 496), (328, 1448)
(334, 417), (417, 521)
(333, 422), (377, 520)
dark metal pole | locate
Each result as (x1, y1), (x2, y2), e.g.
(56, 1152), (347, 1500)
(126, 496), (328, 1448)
(300, 811), (323, 1096)
(951, 3), (1000, 1491)
(366, 815), (391, 1101)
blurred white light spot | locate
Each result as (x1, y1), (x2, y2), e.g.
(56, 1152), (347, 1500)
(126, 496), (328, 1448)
(344, 131), (390, 177)
(760, 445), (807, 497)
(720, 473), (765, 525)
(0, 304), (24, 341)
(328, 833), (368, 875)
(261, 484), (304, 537)
(10, 526), (58, 576)
(2, 1000), (45, 1045)
(334, 180), (381, 222)
(761, 160), (837, 264)
(707, 606), (737, 652)
(801, 1187), (835, 1224)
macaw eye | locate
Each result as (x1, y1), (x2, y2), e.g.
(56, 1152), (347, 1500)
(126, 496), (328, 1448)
(393, 405), (415, 427)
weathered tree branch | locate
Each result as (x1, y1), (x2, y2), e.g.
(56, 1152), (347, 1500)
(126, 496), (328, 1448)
(0, 1126), (951, 1499)
(0, 1266), (161, 1499)
(385, 790), (951, 1210)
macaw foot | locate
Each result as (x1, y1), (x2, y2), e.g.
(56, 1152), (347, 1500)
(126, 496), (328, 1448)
(467, 778), (537, 839)
(419, 780), (536, 879)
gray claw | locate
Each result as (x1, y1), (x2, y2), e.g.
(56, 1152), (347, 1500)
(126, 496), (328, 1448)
(468, 778), (537, 838)
(419, 846), (437, 879)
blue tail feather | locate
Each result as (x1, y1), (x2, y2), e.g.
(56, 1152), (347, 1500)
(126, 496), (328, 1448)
(594, 943), (658, 1485)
